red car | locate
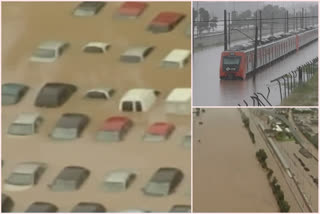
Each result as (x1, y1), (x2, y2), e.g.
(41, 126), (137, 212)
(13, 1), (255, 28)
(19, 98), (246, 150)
(117, 2), (147, 18)
(148, 12), (185, 33)
(143, 122), (175, 142)
(96, 116), (132, 142)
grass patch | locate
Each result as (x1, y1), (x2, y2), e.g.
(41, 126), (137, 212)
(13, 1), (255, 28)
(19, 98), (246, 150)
(281, 73), (318, 106)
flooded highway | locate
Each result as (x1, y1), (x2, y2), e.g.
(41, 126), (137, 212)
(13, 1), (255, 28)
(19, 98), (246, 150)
(193, 41), (318, 106)
(193, 109), (278, 212)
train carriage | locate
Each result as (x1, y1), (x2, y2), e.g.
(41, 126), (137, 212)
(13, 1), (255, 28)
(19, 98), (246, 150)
(220, 28), (318, 80)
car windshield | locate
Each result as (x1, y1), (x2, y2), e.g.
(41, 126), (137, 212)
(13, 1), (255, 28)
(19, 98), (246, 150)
(8, 123), (33, 135)
(145, 182), (169, 195)
(7, 172), (33, 185)
(2, 95), (17, 105)
(162, 61), (180, 68)
(84, 46), (104, 53)
(143, 134), (166, 142)
(104, 181), (125, 192)
(51, 128), (77, 140)
(96, 131), (119, 142)
(121, 55), (141, 63)
(86, 91), (107, 99)
(223, 56), (241, 65)
(52, 179), (76, 191)
(33, 48), (56, 58)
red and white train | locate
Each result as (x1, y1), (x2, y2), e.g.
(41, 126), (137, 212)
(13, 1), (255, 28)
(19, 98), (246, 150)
(219, 28), (318, 80)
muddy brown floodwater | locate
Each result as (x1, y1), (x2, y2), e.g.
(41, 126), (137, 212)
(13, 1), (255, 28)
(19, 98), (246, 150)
(2, 2), (190, 212)
(193, 109), (278, 212)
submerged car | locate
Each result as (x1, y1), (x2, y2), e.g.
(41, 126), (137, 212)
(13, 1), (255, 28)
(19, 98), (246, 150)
(73, 2), (106, 16)
(35, 83), (77, 108)
(120, 46), (153, 63)
(96, 116), (132, 142)
(85, 88), (115, 100)
(8, 113), (42, 136)
(2, 83), (29, 105)
(71, 202), (106, 212)
(181, 134), (191, 148)
(50, 113), (89, 140)
(143, 122), (175, 142)
(161, 49), (190, 69)
(169, 205), (191, 212)
(148, 12), (185, 33)
(49, 166), (90, 191)
(25, 202), (58, 212)
(4, 162), (46, 192)
(103, 169), (136, 192)
(30, 40), (69, 62)
(142, 167), (183, 196)
(116, 2), (147, 18)
(2, 194), (14, 212)
(82, 42), (110, 53)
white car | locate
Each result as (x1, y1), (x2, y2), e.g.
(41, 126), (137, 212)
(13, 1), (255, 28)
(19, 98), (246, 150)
(30, 40), (69, 62)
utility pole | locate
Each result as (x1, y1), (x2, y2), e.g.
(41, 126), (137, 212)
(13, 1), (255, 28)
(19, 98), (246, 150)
(224, 10), (227, 51)
(286, 10), (289, 32)
(294, 9), (296, 31)
(271, 12), (274, 35)
(253, 25), (258, 80)
(228, 12), (231, 49)
(301, 8), (304, 29)
(259, 10), (262, 43)
(283, 11), (286, 32)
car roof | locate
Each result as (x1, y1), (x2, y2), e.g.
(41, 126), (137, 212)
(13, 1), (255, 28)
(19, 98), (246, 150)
(13, 162), (44, 174)
(72, 202), (105, 212)
(26, 202), (57, 212)
(151, 12), (184, 25)
(121, 88), (156, 102)
(14, 112), (41, 125)
(121, 46), (153, 58)
(118, 2), (147, 16)
(86, 88), (113, 96)
(166, 88), (191, 103)
(79, 1), (105, 8)
(2, 83), (28, 95)
(56, 113), (88, 129)
(84, 42), (110, 49)
(101, 116), (130, 131)
(38, 41), (68, 50)
(162, 49), (190, 64)
(104, 170), (134, 183)
(147, 122), (174, 135)
(151, 167), (181, 182)
(57, 166), (89, 181)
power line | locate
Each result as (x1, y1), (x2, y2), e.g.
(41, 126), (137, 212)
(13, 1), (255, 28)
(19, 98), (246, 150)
(193, 15), (318, 23)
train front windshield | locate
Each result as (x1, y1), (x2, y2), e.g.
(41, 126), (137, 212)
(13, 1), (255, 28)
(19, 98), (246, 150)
(223, 56), (241, 65)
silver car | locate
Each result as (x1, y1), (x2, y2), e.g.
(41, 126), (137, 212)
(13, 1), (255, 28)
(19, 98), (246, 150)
(30, 40), (69, 62)
(8, 113), (42, 136)
(73, 2), (106, 16)
(4, 162), (46, 192)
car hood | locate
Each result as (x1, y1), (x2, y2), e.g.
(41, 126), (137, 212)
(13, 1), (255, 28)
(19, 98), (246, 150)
(3, 183), (33, 192)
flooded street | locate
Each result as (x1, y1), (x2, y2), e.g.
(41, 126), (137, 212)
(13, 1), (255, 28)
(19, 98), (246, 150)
(193, 109), (278, 212)
(2, 2), (190, 212)
(193, 41), (318, 106)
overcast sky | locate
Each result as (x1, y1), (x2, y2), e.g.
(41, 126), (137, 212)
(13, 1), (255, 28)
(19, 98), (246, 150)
(193, 1), (318, 19)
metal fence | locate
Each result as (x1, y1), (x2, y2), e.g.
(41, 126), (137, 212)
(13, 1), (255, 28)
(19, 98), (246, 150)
(238, 57), (318, 106)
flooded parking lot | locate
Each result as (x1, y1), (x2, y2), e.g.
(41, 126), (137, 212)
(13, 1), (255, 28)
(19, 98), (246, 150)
(2, 2), (190, 212)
